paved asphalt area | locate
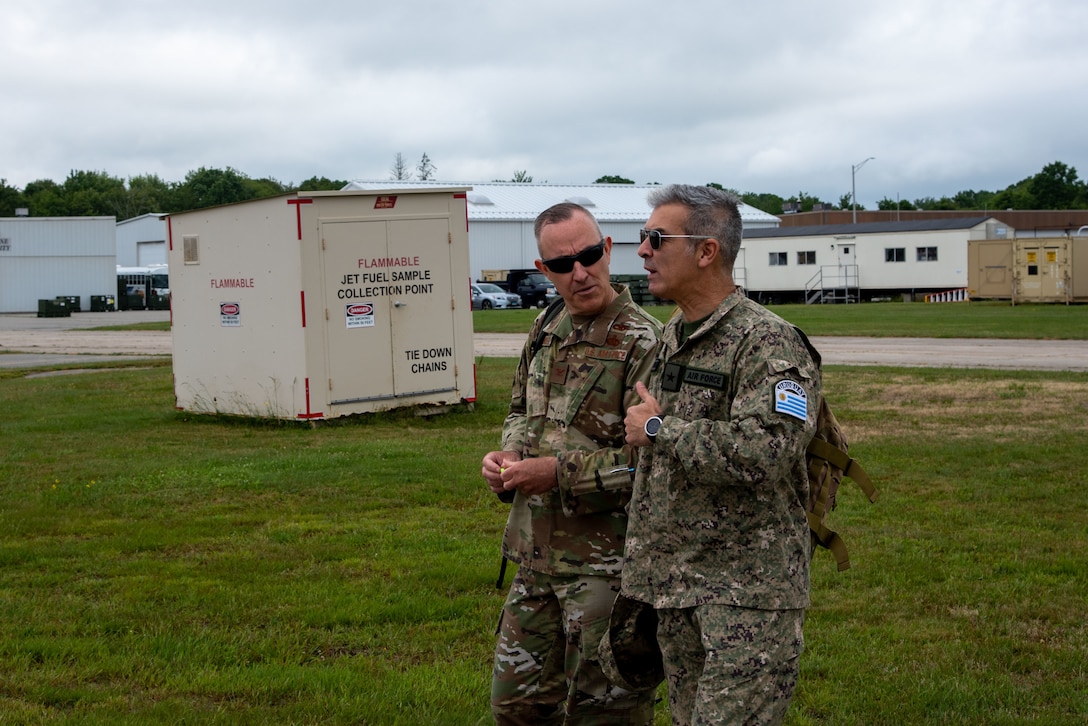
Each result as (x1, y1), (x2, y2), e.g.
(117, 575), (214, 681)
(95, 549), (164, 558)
(0, 310), (1085, 371)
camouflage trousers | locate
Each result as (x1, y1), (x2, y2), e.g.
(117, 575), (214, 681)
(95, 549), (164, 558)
(656, 605), (804, 726)
(491, 566), (656, 726)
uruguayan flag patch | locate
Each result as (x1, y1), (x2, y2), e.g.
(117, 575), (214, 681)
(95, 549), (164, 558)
(774, 380), (808, 421)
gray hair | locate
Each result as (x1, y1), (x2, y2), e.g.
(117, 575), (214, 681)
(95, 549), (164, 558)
(533, 202), (602, 242)
(646, 184), (743, 266)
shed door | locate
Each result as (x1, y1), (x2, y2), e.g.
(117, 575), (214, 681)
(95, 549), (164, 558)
(320, 217), (457, 405)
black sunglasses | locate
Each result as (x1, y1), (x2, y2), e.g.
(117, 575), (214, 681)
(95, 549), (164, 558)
(639, 229), (716, 250)
(541, 239), (606, 274)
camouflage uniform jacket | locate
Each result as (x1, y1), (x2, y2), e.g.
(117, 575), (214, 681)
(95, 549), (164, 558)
(621, 291), (820, 610)
(501, 284), (662, 577)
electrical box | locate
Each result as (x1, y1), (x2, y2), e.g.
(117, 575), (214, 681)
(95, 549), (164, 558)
(166, 188), (476, 420)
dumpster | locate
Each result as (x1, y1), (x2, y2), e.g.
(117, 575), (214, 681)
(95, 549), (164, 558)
(119, 293), (146, 310)
(90, 294), (117, 312)
(148, 293), (171, 310)
(56, 295), (81, 312)
(38, 299), (71, 318)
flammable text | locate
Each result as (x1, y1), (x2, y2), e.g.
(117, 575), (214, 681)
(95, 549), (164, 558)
(210, 278), (255, 288)
(357, 256), (420, 268)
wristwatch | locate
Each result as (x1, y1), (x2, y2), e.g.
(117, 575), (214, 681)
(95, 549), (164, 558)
(644, 415), (663, 441)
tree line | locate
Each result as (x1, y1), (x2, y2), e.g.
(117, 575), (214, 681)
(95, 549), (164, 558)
(2, 159), (1084, 222)
(0, 168), (349, 222)
(719, 161), (1088, 216)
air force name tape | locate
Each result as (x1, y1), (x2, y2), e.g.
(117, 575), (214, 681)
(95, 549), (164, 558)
(774, 379), (808, 421)
(661, 362), (725, 392)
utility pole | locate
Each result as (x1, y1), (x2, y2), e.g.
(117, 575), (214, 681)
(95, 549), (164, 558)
(851, 157), (875, 224)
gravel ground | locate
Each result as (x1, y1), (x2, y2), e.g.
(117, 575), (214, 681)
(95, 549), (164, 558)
(1, 311), (1085, 371)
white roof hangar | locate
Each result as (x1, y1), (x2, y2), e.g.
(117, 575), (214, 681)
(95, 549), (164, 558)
(342, 181), (781, 279)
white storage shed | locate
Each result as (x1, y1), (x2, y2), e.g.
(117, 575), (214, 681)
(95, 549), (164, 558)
(0, 216), (116, 313)
(167, 188), (476, 421)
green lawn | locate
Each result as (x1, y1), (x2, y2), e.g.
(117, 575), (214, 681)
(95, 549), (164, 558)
(468, 300), (1087, 340)
(1, 355), (1085, 724)
(87, 299), (1087, 340)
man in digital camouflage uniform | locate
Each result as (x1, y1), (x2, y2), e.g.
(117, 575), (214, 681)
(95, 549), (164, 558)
(482, 202), (662, 725)
(623, 185), (820, 725)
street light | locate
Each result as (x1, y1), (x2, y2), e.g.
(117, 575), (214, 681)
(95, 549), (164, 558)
(851, 156), (875, 224)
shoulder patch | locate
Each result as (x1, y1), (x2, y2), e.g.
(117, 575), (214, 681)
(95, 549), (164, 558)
(774, 379), (808, 421)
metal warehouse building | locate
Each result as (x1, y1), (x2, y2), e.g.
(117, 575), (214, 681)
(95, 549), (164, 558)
(116, 212), (168, 267)
(342, 181), (781, 279)
(0, 216), (117, 313)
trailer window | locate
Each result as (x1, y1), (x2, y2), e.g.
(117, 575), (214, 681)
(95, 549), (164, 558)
(885, 247), (905, 262)
(916, 246), (938, 262)
(769, 252), (787, 266)
(797, 251), (816, 265)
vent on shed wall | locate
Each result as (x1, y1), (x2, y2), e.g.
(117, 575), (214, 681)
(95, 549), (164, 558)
(183, 235), (199, 264)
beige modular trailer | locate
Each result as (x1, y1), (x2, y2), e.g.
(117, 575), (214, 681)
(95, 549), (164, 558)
(967, 239), (1015, 299)
(1012, 237), (1088, 303)
(167, 188), (476, 420)
(968, 236), (1088, 303)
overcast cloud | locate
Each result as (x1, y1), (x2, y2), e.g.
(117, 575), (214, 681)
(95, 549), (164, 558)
(4, 0), (1087, 209)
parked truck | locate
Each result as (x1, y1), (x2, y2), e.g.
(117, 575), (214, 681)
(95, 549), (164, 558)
(478, 269), (557, 308)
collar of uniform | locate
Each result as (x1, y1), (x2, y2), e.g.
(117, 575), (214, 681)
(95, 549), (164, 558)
(550, 283), (632, 348)
(663, 288), (745, 350)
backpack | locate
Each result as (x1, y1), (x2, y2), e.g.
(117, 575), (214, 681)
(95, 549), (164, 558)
(796, 327), (879, 571)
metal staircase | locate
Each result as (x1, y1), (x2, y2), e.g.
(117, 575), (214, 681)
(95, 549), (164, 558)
(805, 265), (860, 304)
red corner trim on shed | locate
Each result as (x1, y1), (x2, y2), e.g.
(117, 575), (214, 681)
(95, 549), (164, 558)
(297, 377), (323, 420)
(287, 198), (313, 241)
(454, 192), (468, 231)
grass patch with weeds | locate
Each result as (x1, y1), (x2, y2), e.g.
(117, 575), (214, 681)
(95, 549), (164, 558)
(0, 355), (1085, 723)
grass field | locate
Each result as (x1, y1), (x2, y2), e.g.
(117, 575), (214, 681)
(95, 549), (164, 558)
(87, 299), (1088, 341)
(0, 306), (1085, 724)
(467, 300), (1087, 340)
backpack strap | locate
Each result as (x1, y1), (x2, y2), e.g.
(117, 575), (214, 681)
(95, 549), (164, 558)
(807, 437), (878, 504)
(807, 511), (852, 572)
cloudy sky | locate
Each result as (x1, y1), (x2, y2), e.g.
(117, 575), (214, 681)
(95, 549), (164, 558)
(4, 0), (1087, 209)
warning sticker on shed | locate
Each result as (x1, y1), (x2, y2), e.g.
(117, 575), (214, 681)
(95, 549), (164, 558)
(345, 302), (376, 328)
(220, 302), (241, 327)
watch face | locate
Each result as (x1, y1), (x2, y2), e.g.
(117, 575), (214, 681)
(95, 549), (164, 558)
(645, 416), (662, 437)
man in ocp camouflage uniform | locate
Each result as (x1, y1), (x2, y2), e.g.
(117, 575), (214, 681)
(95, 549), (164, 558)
(623, 185), (820, 725)
(481, 202), (661, 725)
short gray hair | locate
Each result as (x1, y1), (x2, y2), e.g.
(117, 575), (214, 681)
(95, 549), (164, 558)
(646, 184), (743, 266)
(533, 202), (602, 242)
